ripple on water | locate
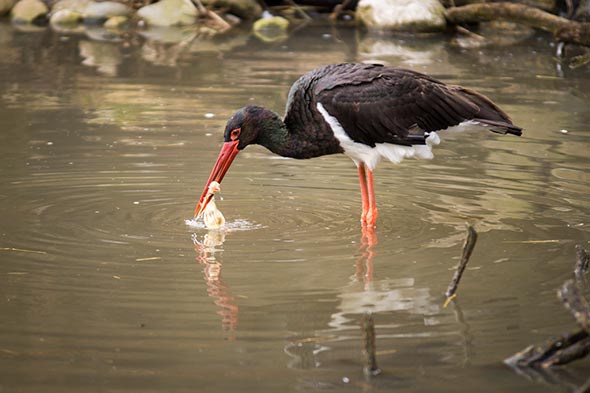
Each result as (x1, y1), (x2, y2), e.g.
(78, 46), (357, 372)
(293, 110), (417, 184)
(185, 217), (264, 231)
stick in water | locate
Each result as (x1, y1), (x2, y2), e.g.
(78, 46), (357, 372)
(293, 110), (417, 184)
(361, 313), (381, 376)
(444, 225), (478, 307)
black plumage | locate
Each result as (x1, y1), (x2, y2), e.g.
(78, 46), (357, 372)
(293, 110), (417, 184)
(306, 63), (521, 147)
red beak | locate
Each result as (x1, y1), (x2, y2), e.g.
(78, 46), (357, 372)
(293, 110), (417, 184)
(194, 140), (240, 218)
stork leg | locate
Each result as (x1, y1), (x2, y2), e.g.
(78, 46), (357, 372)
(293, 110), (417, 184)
(357, 163), (378, 227)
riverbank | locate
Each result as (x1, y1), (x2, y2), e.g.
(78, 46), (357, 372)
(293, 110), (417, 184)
(2, 0), (590, 53)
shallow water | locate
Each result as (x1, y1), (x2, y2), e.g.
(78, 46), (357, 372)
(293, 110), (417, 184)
(1, 21), (589, 392)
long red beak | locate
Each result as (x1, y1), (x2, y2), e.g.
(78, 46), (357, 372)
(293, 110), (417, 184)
(194, 140), (240, 218)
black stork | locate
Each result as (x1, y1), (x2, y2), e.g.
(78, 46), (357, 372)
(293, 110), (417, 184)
(194, 63), (522, 228)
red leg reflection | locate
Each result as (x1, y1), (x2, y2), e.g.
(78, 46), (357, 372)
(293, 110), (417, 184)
(355, 226), (378, 283)
(195, 233), (238, 333)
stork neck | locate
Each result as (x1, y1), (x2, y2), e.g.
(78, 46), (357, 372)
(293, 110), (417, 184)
(255, 114), (293, 157)
(254, 109), (342, 159)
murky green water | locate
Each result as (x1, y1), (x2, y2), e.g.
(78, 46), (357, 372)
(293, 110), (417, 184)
(1, 21), (589, 392)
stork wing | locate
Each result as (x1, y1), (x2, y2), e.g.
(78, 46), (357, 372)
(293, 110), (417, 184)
(315, 67), (482, 146)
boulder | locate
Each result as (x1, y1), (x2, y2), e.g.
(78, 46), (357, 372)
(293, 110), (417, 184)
(52, 0), (92, 14)
(137, 0), (198, 26)
(11, 0), (48, 24)
(50, 9), (82, 25)
(0, 0), (17, 16)
(84, 1), (130, 23)
(356, 0), (446, 33)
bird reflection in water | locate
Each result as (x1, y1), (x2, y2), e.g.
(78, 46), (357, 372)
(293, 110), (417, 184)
(356, 227), (378, 283)
(192, 230), (238, 334)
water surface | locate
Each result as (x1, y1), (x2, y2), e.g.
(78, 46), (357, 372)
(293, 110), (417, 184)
(1, 22), (589, 392)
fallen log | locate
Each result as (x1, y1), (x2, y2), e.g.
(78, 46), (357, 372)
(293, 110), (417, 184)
(445, 2), (590, 47)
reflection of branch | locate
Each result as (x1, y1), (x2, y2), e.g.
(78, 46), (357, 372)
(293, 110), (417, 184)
(450, 299), (474, 367)
(361, 313), (381, 376)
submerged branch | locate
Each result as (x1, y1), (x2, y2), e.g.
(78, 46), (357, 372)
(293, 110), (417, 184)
(559, 278), (590, 333)
(504, 329), (590, 368)
(505, 246), (590, 369)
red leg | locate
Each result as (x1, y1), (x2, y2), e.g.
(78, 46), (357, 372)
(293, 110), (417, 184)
(357, 163), (370, 224)
(365, 167), (378, 228)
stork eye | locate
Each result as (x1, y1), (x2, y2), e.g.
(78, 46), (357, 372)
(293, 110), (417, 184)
(230, 128), (241, 141)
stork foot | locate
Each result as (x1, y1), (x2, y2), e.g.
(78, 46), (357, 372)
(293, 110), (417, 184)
(361, 208), (378, 228)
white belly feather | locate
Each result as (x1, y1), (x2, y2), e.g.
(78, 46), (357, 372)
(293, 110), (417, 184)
(316, 102), (479, 171)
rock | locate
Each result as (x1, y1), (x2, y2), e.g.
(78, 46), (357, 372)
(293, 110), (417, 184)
(203, 0), (262, 20)
(136, 0), (198, 27)
(52, 0), (92, 14)
(50, 9), (82, 25)
(104, 15), (128, 28)
(253, 15), (289, 42)
(11, 0), (48, 24)
(0, 0), (17, 16)
(356, 0), (446, 33)
(84, 1), (130, 23)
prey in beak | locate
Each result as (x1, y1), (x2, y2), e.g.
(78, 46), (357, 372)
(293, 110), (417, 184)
(193, 106), (268, 219)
